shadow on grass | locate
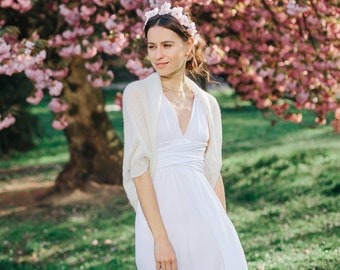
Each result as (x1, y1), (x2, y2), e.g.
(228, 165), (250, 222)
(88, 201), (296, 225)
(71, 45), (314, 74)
(0, 185), (136, 270)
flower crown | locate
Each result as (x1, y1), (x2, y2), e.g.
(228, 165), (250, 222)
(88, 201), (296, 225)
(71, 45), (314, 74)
(144, 2), (200, 45)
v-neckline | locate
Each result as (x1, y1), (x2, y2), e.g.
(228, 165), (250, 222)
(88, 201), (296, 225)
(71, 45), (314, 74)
(162, 94), (196, 137)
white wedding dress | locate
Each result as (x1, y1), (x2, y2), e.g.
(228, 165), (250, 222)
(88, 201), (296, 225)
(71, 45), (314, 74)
(135, 94), (248, 269)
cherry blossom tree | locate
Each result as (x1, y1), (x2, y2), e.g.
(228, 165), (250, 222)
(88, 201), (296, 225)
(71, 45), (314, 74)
(126, 0), (340, 132)
(0, 0), (339, 190)
(0, 0), (129, 189)
(194, 0), (340, 132)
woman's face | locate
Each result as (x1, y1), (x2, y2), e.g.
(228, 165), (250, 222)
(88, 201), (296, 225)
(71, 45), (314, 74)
(147, 26), (191, 78)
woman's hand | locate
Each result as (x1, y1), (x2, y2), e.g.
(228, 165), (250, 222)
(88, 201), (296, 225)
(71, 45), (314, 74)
(154, 237), (178, 270)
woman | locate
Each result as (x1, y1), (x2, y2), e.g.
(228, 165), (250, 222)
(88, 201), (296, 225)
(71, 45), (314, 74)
(123, 2), (248, 269)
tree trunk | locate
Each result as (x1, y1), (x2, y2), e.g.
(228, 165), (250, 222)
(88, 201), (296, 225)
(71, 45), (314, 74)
(55, 56), (123, 191)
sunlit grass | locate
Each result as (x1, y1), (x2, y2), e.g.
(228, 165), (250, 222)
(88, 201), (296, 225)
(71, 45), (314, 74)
(0, 90), (339, 269)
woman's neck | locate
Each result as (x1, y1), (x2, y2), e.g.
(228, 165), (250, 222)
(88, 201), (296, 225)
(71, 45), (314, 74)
(160, 74), (186, 94)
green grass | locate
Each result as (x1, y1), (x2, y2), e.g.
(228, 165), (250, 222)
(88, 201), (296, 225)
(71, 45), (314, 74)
(0, 90), (339, 269)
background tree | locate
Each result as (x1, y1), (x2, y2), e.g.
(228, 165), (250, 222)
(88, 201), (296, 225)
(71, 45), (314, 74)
(126, 0), (340, 132)
(0, 0), (339, 191)
(0, 0), (128, 190)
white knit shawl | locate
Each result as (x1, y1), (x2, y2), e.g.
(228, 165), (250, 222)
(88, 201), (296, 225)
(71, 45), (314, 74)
(122, 72), (222, 211)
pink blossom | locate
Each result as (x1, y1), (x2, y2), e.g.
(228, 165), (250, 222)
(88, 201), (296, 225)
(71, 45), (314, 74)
(0, 38), (11, 62)
(26, 88), (44, 105)
(75, 26), (94, 36)
(287, 0), (308, 16)
(62, 30), (77, 40)
(0, 113), (16, 130)
(48, 80), (63, 96)
(95, 11), (110, 23)
(275, 74), (285, 83)
(96, 34), (128, 55)
(52, 114), (68, 130)
(49, 68), (69, 79)
(120, 0), (140, 11)
(25, 69), (50, 89)
(80, 5), (97, 21)
(59, 44), (81, 57)
(35, 50), (46, 62)
(129, 22), (144, 39)
(105, 19), (125, 32)
(93, 0), (111, 7)
(126, 58), (153, 79)
(49, 98), (68, 113)
(205, 45), (222, 65)
(81, 45), (97, 59)
(0, 0), (14, 8)
(136, 68), (154, 79)
(284, 113), (303, 123)
(59, 4), (80, 26)
(87, 70), (114, 88)
(1, 0), (32, 13)
(85, 60), (103, 73)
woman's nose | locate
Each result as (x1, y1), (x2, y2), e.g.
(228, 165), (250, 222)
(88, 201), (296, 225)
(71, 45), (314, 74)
(155, 47), (163, 59)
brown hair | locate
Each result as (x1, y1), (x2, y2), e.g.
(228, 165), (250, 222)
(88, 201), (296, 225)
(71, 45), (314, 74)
(144, 14), (210, 81)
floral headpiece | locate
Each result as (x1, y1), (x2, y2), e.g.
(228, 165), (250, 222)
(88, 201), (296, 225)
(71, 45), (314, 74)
(144, 2), (200, 45)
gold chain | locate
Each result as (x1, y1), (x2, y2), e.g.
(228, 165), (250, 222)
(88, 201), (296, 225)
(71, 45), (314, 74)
(162, 85), (188, 107)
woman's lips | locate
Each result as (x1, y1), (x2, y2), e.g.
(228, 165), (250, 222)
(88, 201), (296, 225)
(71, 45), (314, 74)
(155, 62), (168, 68)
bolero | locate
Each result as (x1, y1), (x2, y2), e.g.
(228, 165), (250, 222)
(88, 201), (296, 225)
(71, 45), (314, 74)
(122, 72), (222, 211)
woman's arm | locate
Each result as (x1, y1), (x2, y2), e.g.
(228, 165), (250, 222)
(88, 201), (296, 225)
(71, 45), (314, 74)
(134, 171), (178, 270)
(214, 174), (227, 211)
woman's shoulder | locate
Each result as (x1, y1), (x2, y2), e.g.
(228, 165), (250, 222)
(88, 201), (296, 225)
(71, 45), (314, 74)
(193, 86), (219, 109)
(123, 73), (158, 98)
(186, 77), (218, 105)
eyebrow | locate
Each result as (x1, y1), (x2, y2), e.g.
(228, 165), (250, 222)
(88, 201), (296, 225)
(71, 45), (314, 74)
(147, 40), (175, 45)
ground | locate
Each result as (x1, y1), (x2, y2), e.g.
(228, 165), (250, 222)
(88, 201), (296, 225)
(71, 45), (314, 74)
(0, 164), (125, 218)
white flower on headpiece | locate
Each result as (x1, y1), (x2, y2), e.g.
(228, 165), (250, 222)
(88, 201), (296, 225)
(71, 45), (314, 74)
(144, 1), (200, 45)
(159, 2), (171, 15)
(170, 7), (184, 19)
(145, 7), (159, 21)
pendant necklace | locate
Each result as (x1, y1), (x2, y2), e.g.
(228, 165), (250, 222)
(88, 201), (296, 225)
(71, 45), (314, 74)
(162, 85), (187, 108)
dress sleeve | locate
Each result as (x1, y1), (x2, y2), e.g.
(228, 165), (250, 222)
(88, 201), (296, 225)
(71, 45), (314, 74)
(205, 95), (223, 188)
(122, 83), (151, 210)
(122, 83), (150, 179)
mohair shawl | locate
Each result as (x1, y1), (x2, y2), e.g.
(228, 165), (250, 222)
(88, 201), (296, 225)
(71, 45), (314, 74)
(122, 72), (222, 211)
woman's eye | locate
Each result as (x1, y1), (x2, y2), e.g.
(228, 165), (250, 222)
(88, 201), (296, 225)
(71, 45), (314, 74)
(164, 44), (172, 48)
(148, 45), (155, 50)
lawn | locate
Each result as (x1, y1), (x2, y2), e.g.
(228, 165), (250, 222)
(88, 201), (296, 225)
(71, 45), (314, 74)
(0, 89), (339, 269)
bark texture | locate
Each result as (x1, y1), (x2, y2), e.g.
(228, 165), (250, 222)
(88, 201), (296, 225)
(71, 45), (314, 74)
(55, 56), (123, 190)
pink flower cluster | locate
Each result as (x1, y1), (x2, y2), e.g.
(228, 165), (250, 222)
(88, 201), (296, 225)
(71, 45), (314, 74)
(286, 0), (309, 16)
(49, 98), (68, 113)
(120, 0), (141, 11)
(87, 70), (114, 88)
(52, 114), (68, 130)
(126, 58), (154, 79)
(205, 45), (222, 66)
(0, 0), (33, 13)
(25, 68), (66, 105)
(0, 37), (46, 76)
(1, 0), (338, 133)
(176, 0), (340, 132)
(0, 113), (16, 130)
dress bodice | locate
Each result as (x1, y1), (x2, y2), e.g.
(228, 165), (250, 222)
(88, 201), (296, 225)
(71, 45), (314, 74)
(156, 94), (209, 172)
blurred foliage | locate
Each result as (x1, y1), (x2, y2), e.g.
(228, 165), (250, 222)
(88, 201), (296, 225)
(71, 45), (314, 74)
(0, 74), (43, 157)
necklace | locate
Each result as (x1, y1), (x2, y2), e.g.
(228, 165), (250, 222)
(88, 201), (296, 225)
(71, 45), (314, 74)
(162, 85), (188, 108)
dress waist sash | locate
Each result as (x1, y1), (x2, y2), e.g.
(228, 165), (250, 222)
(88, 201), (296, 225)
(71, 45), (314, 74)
(156, 140), (207, 173)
